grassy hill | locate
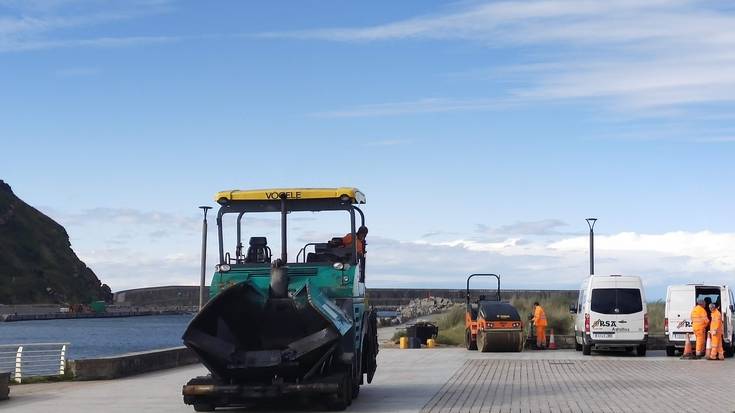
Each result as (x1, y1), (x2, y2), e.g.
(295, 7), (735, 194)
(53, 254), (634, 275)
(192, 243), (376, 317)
(0, 180), (111, 304)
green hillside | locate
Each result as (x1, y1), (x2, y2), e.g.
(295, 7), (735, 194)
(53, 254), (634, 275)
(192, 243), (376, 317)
(0, 180), (111, 304)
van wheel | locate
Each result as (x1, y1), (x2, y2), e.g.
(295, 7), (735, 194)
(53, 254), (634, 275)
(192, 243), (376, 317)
(726, 337), (735, 358)
(582, 344), (592, 355)
(636, 344), (647, 357)
(665, 346), (675, 357)
(575, 340), (582, 351)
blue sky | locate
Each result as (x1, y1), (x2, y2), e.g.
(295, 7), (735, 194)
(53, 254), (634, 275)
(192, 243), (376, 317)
(2, 0), (734, 298)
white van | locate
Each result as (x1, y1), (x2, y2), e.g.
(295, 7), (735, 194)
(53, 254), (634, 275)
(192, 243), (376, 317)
(664, 284), (734, 357)
(571, 275), (648, 356)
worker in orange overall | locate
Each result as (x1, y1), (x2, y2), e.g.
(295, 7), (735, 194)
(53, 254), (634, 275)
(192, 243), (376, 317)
(707, 303), (725, 360)
(329, 226), (368, 255)
(691, 298), (710, 359)
(532, 302), (548, 349)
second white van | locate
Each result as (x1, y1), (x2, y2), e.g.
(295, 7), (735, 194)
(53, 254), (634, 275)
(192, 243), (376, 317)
(571, 275), (648, 356)
(664, 284), (734, 357)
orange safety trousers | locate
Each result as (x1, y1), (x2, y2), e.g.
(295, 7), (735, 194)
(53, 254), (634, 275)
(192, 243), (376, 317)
(536, 326), (546, 347)
(694, 328), (707, 354)
(710, 332), (725, 359)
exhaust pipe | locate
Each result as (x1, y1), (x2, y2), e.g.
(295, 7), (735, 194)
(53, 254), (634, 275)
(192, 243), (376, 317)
(269, 259), (289, 298)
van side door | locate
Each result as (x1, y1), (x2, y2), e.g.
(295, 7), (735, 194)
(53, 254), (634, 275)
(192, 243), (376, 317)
(575, 286), (586, 341)
(727, 288), (734, 340)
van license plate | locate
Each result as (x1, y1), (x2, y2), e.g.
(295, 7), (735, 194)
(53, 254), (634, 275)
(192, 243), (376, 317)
(595, 333), (613, 338)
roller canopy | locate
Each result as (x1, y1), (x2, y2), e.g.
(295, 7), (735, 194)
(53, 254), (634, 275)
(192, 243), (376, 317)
(479, 302), (521, 321)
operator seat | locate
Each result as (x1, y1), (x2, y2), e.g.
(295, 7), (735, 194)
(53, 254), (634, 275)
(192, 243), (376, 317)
(245, 237), (272, 263)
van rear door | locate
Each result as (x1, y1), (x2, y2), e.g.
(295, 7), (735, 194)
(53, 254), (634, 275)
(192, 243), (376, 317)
(721, 287), (733, 342)
(668, 287), (693, 341)
(589, 283), (645, 341)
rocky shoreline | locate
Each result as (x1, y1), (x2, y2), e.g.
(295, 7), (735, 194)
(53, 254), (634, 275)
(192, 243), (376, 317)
(378, 296), (456, 326)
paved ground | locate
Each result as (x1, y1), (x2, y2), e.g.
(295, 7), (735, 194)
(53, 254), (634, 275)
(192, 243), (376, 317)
(423, 357), (735, 413)
(4, 348), (735, 413)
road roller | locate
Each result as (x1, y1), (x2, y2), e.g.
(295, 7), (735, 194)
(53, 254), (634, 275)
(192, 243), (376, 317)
(182, 188), (378, 411)
(464, 273), (524, 352)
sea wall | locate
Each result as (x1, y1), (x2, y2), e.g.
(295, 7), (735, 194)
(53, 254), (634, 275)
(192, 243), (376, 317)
(112, 286), (577, 309)
(114, 286), (207, 307)
(68, 347), (198, 380)
(0, 304), (63, 316)
(368, 288), (578, 308)
(0, 372), (9, 401)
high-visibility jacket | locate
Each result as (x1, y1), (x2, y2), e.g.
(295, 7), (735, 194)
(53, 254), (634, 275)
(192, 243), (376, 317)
(533, 306), (547, 327)
(341, 233), (364, 255)
(691, 305), (709, 331)
(710, 308), (722, 335)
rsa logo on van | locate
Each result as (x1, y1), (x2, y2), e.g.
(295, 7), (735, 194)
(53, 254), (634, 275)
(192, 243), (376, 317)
(677, 320), (692, 328)
(592, 319), (617, 328)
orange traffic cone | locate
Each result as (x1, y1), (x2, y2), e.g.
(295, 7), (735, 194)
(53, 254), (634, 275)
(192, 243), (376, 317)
(681, 333), (693, 359)
(705, 333), (712, 357)
(548, 329), (558, 350)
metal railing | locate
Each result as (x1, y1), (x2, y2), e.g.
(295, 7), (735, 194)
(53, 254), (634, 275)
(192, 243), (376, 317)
(0, 343), (69, 383)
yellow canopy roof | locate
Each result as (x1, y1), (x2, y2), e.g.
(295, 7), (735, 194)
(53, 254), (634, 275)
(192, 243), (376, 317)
(215, 187), (366, 204)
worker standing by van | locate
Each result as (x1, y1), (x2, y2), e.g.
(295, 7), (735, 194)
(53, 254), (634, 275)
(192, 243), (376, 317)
(691, 298), (710, 359)
(708, 303), (725, 360)
(532, 302), (547, 349)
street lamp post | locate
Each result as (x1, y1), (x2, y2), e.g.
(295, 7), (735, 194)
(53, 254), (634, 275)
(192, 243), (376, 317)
(586, 218), (597, 275)
(198, 206), (212, 311)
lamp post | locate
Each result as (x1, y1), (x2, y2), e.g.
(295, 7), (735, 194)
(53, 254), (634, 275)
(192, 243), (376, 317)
(586, 218), (597, 275)
(198, 206), (212, 311)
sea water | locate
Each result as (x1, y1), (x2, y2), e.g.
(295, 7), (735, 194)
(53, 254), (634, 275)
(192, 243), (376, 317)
(0, 314), (193, 359)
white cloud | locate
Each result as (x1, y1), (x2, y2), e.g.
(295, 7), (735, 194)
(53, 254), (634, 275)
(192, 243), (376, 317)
(478, 219), (570, 236)
(64, 221), (735, 296)
(364, 230), (735, 296)
(275, 0), (735, 115)
(1, 35), (177, 52)
(312, 97), (512, 118)
(362, 139), (413, 147)
(0, 0), (177, 52)
(550, 231), (735, 273)
(54, 66), (99, 77)
(274, 1), (699, 42)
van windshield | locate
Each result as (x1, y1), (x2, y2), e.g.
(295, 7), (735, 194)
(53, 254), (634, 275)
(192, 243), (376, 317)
(591, 288), (643, 314)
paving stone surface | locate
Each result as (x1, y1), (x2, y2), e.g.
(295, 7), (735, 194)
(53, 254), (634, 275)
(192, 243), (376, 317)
(7, 348), (735, 412)
(422, 358), (735, 413)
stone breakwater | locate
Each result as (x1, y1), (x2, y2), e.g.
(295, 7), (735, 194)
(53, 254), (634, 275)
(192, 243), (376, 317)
(379, 297), (456, 326)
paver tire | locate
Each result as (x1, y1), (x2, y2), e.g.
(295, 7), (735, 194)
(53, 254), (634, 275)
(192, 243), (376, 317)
(636, 344), (647, 357)
(352, 381), (360, 399)
(326, 372), (351, 411)
(665, 346), (676, 357)
(582, 344), (592, 355)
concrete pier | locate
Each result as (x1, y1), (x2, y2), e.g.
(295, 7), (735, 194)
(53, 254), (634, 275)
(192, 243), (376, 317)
(5, 348), (734, 412)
